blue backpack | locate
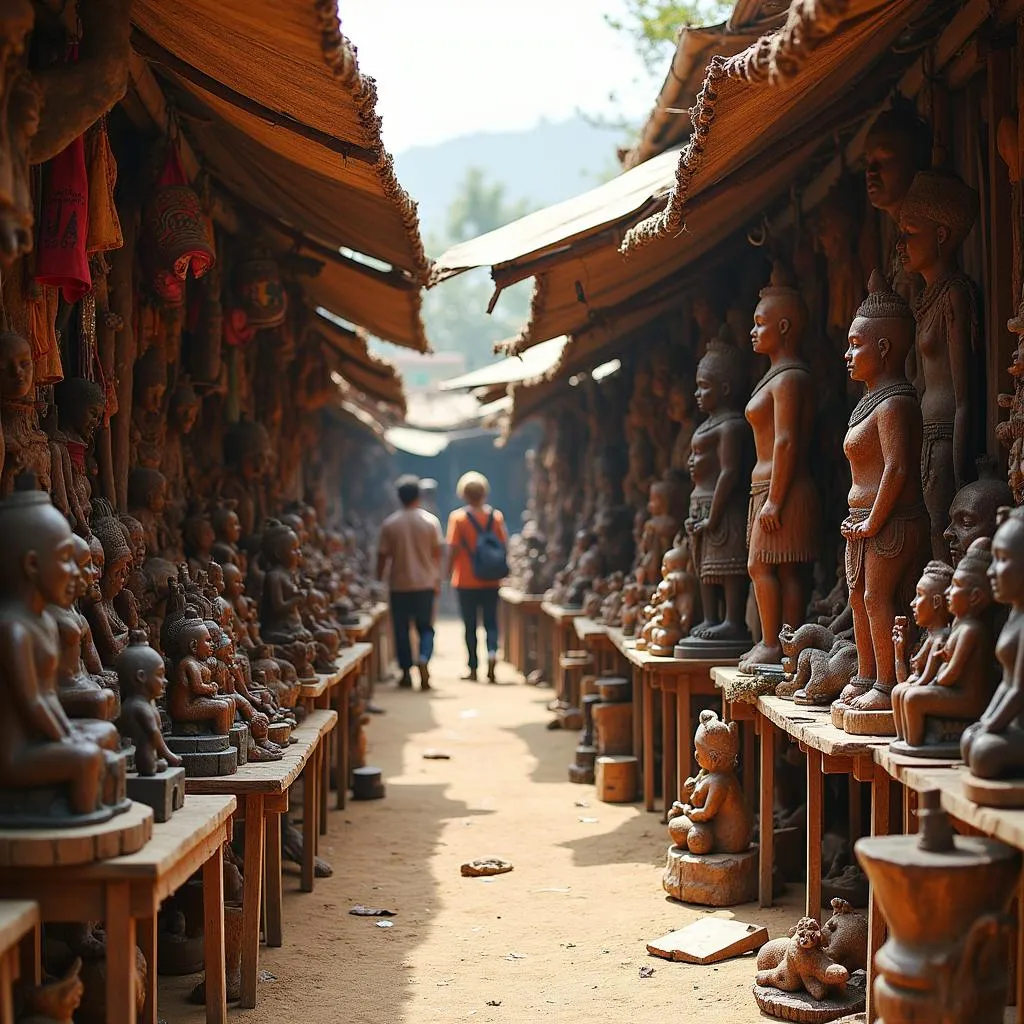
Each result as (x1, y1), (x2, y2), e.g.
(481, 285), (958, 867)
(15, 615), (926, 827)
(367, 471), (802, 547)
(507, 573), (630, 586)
(463, 509), (509, 581)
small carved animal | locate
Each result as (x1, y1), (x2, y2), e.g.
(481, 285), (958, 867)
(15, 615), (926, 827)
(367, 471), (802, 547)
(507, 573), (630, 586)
(777, 622), (836, 697)
(19, 959), (84, 1024)
(793, 640), (858, 705)
(755, 917), (849, 1001)
(821, 898), (868, 972)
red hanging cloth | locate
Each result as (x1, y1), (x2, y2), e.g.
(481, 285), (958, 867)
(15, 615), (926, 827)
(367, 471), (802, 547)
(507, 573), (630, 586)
(35, 134), (91, 301)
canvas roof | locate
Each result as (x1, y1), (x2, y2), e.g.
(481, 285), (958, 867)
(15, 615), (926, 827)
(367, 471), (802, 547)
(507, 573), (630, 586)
(437, 337), (568, 392)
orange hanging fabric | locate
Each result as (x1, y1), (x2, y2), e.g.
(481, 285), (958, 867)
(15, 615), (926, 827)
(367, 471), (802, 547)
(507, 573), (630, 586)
(34, 132), (91, 301)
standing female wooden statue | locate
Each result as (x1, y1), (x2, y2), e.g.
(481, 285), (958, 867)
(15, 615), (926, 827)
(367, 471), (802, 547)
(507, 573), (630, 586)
(739, 264), (821, 671)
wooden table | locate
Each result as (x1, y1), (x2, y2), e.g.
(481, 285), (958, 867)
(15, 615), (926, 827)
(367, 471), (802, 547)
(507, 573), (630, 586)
(0, 900), (39, 1024)
(344, 602), (390, 693)
(499, 587), (545, 677)
(0, 796), (235, 1024)
(185, 710), (337, 1008)
(572, 616), (621, 676)
(299, 642), (373, 813)
(541, 602), (584, 692)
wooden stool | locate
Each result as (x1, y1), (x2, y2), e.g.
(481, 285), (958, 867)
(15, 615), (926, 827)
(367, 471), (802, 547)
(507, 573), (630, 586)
(569, 694), (603, 784)
(558, 651), (593, 709)
(593, 676), (633, 757)
(596, 755), (639, 803)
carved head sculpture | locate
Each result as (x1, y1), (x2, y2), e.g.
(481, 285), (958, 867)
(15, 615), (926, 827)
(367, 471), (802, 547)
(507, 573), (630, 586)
(183, 512), (214, 555)
(751, 262), (808, 358)
(947, 538), (993, 618)
(168, 378), (200, 434)
(212, 502), (242, 545)
(897, 170), (978, 276)
(86, 535), (104, 601)
(864, 106), (933, 218)
(128, 467), (168, 515)
(0, 329), (33, 399)
(668, 374), (694, 423)
(133, 347), (166, 415)
(0, 485), (78, 607)
(647, 480), (671, 517)
(943, 472), (1013, 565)
(70, 533), (92, 602)
(990, 507), (1024, 607)
(224, 420), (270, 480)
(262, 519), (301, 571)
(178, 616), (213, 662)
(845, 270), (915, 384)
(910, 560), (954, 628)
(91, 502), (132, 599)
(116, 632), (167, 701)
(692, 709), (739, 773)
(696, 337), (748, 414)
(204, 619), (232, 660)
(118, 513), (147, 566)
(222, 561), (245, 599)
(54, 377), (105, 442)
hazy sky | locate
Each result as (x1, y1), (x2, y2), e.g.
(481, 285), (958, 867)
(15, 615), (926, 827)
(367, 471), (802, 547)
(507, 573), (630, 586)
(341, 2), (657, 154)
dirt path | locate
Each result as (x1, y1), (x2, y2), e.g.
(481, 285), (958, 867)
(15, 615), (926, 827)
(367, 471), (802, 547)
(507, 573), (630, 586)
(170, 618), (804, 1023)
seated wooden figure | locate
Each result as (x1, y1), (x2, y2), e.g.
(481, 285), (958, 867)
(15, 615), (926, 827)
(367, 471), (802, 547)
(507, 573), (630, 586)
(835, 273), (929, 735)
(647, 602), (683, 657)
(0, 486), (127, 826)
(961, 507), (1024, 804)
(683, 337), (752, 654)
(663, 710), (756, 906)
(166, 616), (235, 737)
(259, 519), (318, 682)
(115, 633), (183, 776)
(891, 540), (995, 756)
(620, 582), (643, 637)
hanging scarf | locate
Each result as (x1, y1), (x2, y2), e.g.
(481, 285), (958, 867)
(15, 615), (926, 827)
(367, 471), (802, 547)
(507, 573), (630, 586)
(35, 132), (91, 301)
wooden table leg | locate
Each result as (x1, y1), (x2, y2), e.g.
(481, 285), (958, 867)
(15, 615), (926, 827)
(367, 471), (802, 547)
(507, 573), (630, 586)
(643, 670), (655, 812)
(805, 748), (823, 920)
(1, 951), (15, 1024)
(661, 690), (677, 822)
(202, 842), (228, 1024)
(903, 786), (917, 834)
(337, 678), (350, 810)
(676, 677), (692, 797)
(137, 911), (157, 1024)
(265, 812), (283, 948)
(759, 716), (775, 908)
(18, 923), (39, 986)
(301, 743), (319, 892)
(104, 881), (136, 1023)
(240, 792), (266, 1009)
(320, 695), (331, 834)
(848, 776), (863, 842)
(866, 770), (892, 1024)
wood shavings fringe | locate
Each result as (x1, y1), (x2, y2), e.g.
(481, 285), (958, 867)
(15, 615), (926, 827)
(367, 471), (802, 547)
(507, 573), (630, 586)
(499, 275), (552, 356)
(317, 0), (433, 297)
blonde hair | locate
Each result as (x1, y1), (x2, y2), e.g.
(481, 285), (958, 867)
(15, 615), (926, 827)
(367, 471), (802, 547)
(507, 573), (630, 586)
(457, 471), (489, 503)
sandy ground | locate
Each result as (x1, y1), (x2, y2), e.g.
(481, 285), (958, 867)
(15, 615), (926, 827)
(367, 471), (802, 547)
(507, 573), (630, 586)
(167, 617), (808, 1024)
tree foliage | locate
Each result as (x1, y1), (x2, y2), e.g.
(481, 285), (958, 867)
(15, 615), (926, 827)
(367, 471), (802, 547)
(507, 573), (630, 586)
(605, 0), (733, 74)
(422, 167), (534, 372)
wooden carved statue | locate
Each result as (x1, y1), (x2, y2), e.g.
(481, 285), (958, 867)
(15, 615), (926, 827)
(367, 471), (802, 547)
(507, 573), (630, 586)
(161, 378), (200, 507)
(50, 377), (105, 536)
(998, 299), (1024, 503)
(740, 264), (820, 671)
(83, 502), (133, 671)
(129, 345), (166, 470)
(891, 539), (994, 756)
(961, 507), (1024, 802)
(836, 273), (929, 733)
(115, 633), (182, 777)
(165, 614), (235, 737)
(685, 338), (752, 649)
(259, 519), (318, 682)
(943, 470), (1013, 566)
(0, 330), (50, 495)
(898, 170), (980, 560)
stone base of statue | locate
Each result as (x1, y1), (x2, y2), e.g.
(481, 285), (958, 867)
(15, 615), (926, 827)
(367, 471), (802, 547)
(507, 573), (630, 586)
(164, 734), (238, 778)
(752, 971), (866, 1023)
(889, 717), (971, 760)
(0, 799), (153, 867)
(675, 636), (751, 660)
(837, 707), (895, 737)
(662, 844), (758, 907)
(961, 773), (1024, 808)
(267, 721), (292, 745)
(126, 767), (187, 823)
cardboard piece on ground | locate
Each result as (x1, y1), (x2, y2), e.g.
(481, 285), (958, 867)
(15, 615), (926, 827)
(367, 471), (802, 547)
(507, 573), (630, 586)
(646, 918), (768, 964)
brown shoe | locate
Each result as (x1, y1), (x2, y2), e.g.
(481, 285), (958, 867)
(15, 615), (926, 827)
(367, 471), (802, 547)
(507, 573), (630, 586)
(487, 657), (497, 683)
(418, 662), (431, 690)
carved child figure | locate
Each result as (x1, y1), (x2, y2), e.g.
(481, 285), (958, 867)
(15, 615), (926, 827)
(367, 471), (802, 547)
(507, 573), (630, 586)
(0, 329), (51, 495)
(686, 338), (752, 642)
(890, 560), (954, 741)
(259, 519), (317, 681)
(755, 917), (850, 1001)
(666, 710), (752, 855)
(166, 616), (235, 736)
(893, 539), (995, 754)
(115, 633), (183, 776)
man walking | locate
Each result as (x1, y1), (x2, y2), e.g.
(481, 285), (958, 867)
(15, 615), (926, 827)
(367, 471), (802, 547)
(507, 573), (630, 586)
(377, 475), (442, 690)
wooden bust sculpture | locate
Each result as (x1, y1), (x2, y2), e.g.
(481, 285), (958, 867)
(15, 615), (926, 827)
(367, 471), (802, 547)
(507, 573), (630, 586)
(683, 338), (752, 653)
(836, 273), (929, 735)
(943, 471), (1013, 565)
(898, 170), (980, 560)
(740, 264), (820, 671)
(0, 330), (51, 495)
(663, 710), (755, 906)
(961, 507), (1024, 804)
(891, 539), (995, 757)
(890, 560), (953, 743)
(0, 485), (122, 825)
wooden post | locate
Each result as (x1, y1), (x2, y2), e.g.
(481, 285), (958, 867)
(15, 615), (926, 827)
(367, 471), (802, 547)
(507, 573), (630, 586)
(805, 748), (823, 920)
(759, 717), (775, 908)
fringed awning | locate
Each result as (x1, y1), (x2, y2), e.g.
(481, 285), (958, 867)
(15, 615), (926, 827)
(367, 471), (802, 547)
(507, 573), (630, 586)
(622, 0), (928, 253)
(131, 0), (431, 294)
(313, 315), (407, 413)
(438, 336), (568, 391)
(502, 135), (819, 354)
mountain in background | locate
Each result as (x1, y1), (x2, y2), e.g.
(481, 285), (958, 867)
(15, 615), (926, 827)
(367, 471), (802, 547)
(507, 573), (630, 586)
(396, 115), (626, 240)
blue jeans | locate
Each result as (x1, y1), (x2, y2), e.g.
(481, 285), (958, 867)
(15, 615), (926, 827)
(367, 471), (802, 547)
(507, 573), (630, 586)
(456, 587), (499, 671)
(390, 590), (435, 670)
